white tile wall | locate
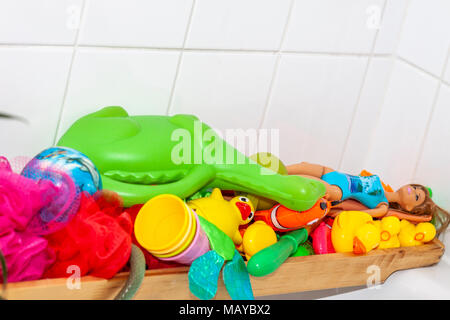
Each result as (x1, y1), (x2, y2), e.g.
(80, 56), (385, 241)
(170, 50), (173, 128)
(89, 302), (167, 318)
(56, 48), (180, 140)
(283, 0), (384, 53)
(186, 0), (291, 50)
(373, 0), (408, 54)
(0, 47), (73, 158)
(0, 0), (449, 217)
(364, 60), (438, 189)
(0, 0), (82, 45)
(261, 54), (367, 167)
(79, 0), (193, 48)
(415, 84), (450, 209)
(340, 57), (394, 173)
(397, 0), (450, 77)
(170, 52), (277, 132)
(445, 56), (450, 84)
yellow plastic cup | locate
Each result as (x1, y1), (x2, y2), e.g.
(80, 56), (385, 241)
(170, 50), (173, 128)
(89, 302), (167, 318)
(153, 211), (197, 258)
(134, 194), (194, 254)
(149, 203), (197, 256)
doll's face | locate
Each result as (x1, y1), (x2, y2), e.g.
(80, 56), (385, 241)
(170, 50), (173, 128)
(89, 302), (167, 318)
(397, 185), (426, 211)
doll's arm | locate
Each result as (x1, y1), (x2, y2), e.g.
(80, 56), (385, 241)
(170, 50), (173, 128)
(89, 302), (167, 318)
(385, 209), (432, 222)
(329, 203), (432, 222)
(361, 204), (389, 218)
(328, 201), (388, 218)
(286, 162), (334, 178)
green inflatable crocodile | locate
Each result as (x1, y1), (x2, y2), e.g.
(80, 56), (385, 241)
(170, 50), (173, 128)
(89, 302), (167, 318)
(57, 106), (325, 211)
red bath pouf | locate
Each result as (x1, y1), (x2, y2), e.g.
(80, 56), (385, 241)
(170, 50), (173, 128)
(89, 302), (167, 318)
(44, 191), (132, 279)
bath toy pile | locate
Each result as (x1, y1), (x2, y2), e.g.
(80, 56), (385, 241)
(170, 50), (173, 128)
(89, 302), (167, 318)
(0, 106), (444, 301)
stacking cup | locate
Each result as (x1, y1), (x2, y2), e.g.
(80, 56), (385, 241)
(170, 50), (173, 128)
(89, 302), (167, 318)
(157, 210), (210, 265)
(134, 194), (195, 256)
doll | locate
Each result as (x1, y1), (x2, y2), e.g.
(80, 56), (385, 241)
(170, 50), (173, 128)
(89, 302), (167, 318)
(287, 162), (450, 236)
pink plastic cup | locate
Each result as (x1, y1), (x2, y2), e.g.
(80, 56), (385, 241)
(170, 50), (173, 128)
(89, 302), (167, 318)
(158, 212), (210, 265)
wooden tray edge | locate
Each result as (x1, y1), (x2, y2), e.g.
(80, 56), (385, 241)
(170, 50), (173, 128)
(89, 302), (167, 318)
(4, 239), (445, 300)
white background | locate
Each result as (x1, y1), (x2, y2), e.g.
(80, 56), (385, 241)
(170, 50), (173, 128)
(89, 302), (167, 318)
(0, 0), (449, 299)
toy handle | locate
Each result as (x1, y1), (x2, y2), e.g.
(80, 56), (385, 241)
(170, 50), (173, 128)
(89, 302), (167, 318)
(247, 228), (308, 277)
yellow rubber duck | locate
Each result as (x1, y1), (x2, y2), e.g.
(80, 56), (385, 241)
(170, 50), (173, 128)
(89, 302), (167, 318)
(240, 221), (277, 260)
(398, 220), (436, 247)
(353, 222), (380, 254)
(188, 188), (255, 245)
(374, 216), (401, 249)
(331, 211), (380, 254)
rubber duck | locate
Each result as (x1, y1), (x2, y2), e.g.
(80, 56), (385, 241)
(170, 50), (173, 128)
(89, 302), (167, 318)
(353, 222), (380, 254)
(331, 211), (374, 253)
(375, 216), (401, 249)
(415, 222), (436, 242)
(240, 221), (278, 260)
(398, 220), (436, 247)
(188, 188), (255, 245)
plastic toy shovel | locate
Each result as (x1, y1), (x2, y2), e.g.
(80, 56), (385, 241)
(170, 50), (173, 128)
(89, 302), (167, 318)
(247, 228), (308, 277)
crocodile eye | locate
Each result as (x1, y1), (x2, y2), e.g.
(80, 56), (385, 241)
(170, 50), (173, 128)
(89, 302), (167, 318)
(239, 197), (249, 202)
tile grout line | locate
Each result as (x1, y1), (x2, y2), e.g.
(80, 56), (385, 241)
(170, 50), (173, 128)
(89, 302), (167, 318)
(165, 0), (197, 116)
(337, 0), (389, 171)
(397, 55), (450, 87)
(0, 42), (393, 58)
(52, 0), (88, 146)
(257, 0), (296, 136)
(361, 0), (411, 180)
(280, 50), (391, 57)
(411, 45), (450, 182)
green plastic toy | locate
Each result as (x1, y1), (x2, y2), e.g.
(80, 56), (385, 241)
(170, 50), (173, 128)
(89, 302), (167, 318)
(57, 106), (325, 209)
(290, 240), (314, 257)
(239, 152), (289, 211)
(188, 216), (254, 300)
(247, 228), (308, 277)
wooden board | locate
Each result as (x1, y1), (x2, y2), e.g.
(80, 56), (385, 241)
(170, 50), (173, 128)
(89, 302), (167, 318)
(4, 238), (444, 300)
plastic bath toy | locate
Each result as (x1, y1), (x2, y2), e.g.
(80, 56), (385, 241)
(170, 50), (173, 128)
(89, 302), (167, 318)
(254, 197), (332, 232)
(19, 146), (103, 235)
(398, 220), (436, 247)
(311, 217), (335, 254)
(353, 222), (380, 254)
(22, 146), (102, 195)
(188, 215), (254, 300)
(373, 216), (401, 249)
(240, 221), (278, 260)
(290, 241), (314, 257)
(57, 106), (325, 209)
(134, 194), (210, 264)
(331, 211), (378, 254)
(188, 188), (254, 245)
(247, 228), (308, 277)
(239, 152), (289, 211)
